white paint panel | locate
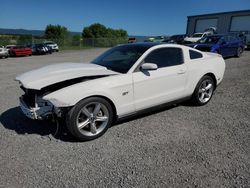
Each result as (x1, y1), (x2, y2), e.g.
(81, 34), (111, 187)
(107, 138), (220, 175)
(230, 16), (250, 31)
(195, 19), (218, 32)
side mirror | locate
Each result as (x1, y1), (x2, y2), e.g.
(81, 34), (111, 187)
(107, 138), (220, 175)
(141, 63), (158, 71)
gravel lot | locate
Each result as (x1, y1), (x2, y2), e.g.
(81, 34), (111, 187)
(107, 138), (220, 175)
(0, 48), (249, 187)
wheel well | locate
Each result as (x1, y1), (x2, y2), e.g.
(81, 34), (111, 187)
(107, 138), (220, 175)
(204, 73), (217, 89)
(84, 95), (117, 122)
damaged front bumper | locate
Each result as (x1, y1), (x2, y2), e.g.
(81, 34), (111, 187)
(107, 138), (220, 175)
(19, 97), (53, 120)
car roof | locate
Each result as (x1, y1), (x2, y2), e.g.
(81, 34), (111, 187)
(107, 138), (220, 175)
(210, 34), (224, 36)
(44, 41), (55, 43)
(171, 34), (186, 37)
(119, 42), (160, 48)
(119, 42), (194, 52)
(207, 34), (233, 38)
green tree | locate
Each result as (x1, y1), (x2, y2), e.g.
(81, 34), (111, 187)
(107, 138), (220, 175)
(17, 35), (32, 45)
(82, 23), (128, 39)
(0, 35), (17, 46)
(82, 23), (107, 38)
(82, 23), (128, 47)
(45, 24), (69, 45)
(71, 35), (81, 46)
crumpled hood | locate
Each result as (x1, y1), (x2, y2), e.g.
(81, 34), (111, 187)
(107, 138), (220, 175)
(16, 63), (119, 90)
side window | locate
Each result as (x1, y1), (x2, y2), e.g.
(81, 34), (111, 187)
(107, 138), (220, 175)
(144, 48), (183, 68)
(224, 36), (230, 42)
(189, 50), (203, 59)
(218, 37), (225, 44)
(228, 36), (235, 42)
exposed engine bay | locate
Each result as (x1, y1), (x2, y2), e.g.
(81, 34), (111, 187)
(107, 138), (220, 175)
(19, 75), (107, 120)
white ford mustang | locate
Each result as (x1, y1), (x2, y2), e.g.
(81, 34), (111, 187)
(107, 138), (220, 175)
(16, 43), (225, 141)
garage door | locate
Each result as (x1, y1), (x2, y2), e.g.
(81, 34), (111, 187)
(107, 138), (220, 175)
(230, 16), (250, 31)
(195, 19), (218, 32)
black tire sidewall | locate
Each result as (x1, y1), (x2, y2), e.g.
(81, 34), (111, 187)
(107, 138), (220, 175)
(66, 97), (113, 141)
(236, 47), (242, 57)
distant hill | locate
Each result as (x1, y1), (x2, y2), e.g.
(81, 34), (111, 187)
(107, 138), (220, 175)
(0, 28), (44, 36)
(0, 28), (81, 37)
(0, 28), (150, 41)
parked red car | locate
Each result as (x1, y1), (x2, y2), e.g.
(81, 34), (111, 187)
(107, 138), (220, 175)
(9, 46), (32, 57)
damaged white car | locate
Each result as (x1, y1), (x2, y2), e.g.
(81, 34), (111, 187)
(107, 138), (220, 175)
(16, 43), (225, 141)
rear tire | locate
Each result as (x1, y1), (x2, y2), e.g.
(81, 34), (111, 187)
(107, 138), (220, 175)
(191, 75), (215, 106)
(235, 47), (243, 57)
(66, 97), (113, 141)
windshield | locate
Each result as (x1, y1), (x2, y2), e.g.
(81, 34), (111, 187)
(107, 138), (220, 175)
(45, 42), (54, 45)
(154, 36), (164, 39)
(198, 36), (221, 44)
(36, 44), (44, 47)
(92, 45), (150, 73)
(170, 35), (179, 40)
(192, 33), (203, 38)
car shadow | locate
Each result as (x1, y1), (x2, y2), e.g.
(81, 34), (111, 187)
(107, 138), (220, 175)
(0, 107), (77, 142)
(114, 103), (177, 126)
(1, 103), (184, 142)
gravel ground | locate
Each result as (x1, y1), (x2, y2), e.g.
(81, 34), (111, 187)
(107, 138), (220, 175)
(0, 49), (249, 187)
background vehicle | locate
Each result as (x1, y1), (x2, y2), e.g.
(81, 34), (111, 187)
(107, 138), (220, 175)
(144, 36), (168, 42)
(162, 34), (187, 44)
(229, 31), (250, 49)
(128, 37), (137, 43)
(27, 44), (52, 55)
(16, 43), (225, 141)
(0, 46), (9, 58)
(44, 44), (53, 54)
(43, 41), (59, 52)
(9, 46), (32, 57)
(184, 32), (212, 43)
(188, 34), (245, 57)
(5, 45), (16, 54)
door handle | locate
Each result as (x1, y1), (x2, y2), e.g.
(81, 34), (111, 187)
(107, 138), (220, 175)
(177, 69), (186, 74)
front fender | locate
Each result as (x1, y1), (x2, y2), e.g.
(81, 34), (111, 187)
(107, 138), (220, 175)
(43, 74), (135, 116)
(210, 44), (220, 53)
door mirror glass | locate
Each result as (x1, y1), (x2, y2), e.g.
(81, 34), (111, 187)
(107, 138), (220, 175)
(141, 63), (158, 71)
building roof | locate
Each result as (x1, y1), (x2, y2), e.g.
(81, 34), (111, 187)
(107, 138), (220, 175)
(188, 9), (250, 18)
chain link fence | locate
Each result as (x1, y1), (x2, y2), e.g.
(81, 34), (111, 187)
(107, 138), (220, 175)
(0, 35), (128, 49)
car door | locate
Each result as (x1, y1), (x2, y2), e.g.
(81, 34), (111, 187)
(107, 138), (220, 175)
(132, 47), (188, 111)
(229, 36), (242, 56)
(221, 36), (238, 57)
(226, 36), (237, 56)
(219, 36), (230, 57)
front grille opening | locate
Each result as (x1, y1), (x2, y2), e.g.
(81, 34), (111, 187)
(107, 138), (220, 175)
(22, 89), (36, 107)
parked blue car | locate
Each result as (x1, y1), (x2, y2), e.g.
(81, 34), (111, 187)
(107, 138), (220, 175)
(189, 34), (245, 58)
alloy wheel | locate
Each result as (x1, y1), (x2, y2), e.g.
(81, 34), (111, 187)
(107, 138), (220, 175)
(76, 102), (109, 136)
(198, 79), (214, 103)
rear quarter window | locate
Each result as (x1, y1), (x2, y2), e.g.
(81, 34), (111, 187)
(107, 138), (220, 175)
(189, 50), (203, 59)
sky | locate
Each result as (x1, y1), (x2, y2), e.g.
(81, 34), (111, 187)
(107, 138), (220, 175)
(0, 0), (250, 36)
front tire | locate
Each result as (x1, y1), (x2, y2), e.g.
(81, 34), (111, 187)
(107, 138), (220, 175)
(66, 97), (113, 141)
(235, 47), (243, 57)
(191, 76), (215, 106)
